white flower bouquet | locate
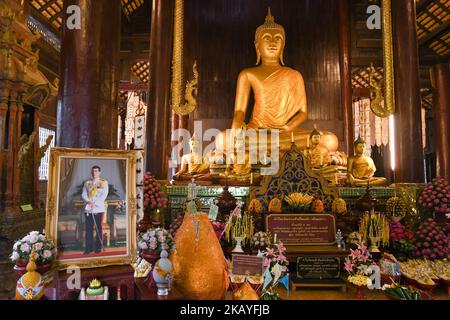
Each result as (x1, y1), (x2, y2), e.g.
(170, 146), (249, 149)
(250, 231), (271, 250)
(137, 228), (176, 253)
(11, 231), (57, 264)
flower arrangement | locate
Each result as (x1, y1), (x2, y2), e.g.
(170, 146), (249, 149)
(332, 197), (347, 215)
(268, 198), (282, 214)
(262, 242), (289, 274)
(389, 220), (413, 241)
(417, 177), (450, 215)
(248, 199), (263, 214)
(138, 228), (175, 253)
(11, 231), (57, 264)
(260, 241), (289, 300)
(143, 173), (168, 211)
(250, 232), (271, 251)
(348, 274), (372, 287)
(344, 243), (374, 277)
(412, 218), (449, 260)
(389, 221), (416, 261)
(284, 192), (314, 211)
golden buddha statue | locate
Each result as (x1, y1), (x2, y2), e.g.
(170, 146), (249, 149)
(346, 136), (387, 186)
(303, 126), (347, 184)
(173, 134), (211, 181)
(215, 8), (339, 156)
(225, 127), (252, 177)
(304, 126), (331, 169)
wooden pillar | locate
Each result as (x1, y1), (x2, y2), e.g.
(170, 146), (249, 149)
(392, 0), (425, 182)
(338, 0), (353, 155)
(145, 0), (174, 179)
(3, 89), (22, 214)
(57, 0), (121, 149)
(0, 86), (9, 210)
(431, 64), (450, 182)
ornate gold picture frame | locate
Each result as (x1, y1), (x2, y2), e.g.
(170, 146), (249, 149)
(45, 148), (137, 270)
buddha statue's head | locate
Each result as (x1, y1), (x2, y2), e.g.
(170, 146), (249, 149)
(310, 126), (322, 146)
(255, 8), (286, 66)
(353, 136), (366, 155)
(189, 133), (202, 153)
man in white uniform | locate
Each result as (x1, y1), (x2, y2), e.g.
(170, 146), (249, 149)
(82, 166), (109, 254)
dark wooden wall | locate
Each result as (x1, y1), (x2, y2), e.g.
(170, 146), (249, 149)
(184, 0), (343, 143)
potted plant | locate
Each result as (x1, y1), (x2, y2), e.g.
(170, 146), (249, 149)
(344, 243), (375, 299)
(11, 231), (57, 275)
(138, 228), (175, 265)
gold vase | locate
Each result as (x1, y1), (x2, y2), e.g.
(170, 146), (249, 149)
(369, 236), (381, 253)
(171, 213), (228, 300)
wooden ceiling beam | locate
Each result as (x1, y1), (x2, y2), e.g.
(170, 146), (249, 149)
(416, 0), (435, 14)
(420, 20), (450, 46)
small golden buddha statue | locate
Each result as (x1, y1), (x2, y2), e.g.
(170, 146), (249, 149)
(225, 127), (252, 177)
(303, 126), (346, 183)
(346, 136), (387, 186)
(173, 134), (211, 181)
(304, 126), (331, 169)
(215, 8), (339, 155)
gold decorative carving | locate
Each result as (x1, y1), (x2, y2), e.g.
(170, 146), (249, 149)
(171, 0), (198, 116)
(251, 144), (337, 211)
(370, 0), (395, 118)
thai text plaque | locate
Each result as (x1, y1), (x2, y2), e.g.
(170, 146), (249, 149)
(266, 214), (336, 245)
(232, 254), (264, 276)
(296, 256), (341, 279)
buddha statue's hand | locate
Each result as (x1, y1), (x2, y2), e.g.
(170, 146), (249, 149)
(279, 125), (292, 134)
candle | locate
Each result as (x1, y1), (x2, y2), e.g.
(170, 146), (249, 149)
(291, 132), (295, 143)
(320, 153), (323, 166)
(307, 136), (310, 148)
(274, 233), (278, 244)
(250, 173), (253, 185)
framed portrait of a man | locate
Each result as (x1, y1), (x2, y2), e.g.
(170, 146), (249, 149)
(45, 148), (137, 269)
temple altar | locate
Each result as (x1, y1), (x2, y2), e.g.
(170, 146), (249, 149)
(2, 0), (449, 306)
